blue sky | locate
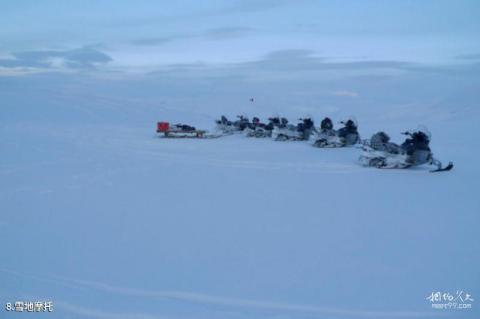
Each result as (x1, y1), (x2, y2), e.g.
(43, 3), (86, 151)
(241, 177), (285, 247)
(1, 0), (479, 75)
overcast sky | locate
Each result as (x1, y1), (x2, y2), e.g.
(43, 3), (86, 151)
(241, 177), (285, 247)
(1, 0), (479, 76)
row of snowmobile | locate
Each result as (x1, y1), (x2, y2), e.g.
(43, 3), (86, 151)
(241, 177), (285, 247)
(156, 115), (453, 172)
(216, 115), (358, 145)
(213, 115), (453, 172)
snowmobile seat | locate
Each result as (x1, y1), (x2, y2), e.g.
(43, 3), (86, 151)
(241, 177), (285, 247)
(343, 133), (360, 146)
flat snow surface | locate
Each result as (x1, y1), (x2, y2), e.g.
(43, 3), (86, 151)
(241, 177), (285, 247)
(1, 74), (479, 319)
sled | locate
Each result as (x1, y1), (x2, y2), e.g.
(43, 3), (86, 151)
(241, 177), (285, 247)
(157, 122), (206, 138)
(161, 130), (206, 138)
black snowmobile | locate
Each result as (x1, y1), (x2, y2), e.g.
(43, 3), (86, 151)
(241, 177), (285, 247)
(215, 115), (233, 133)
(234, 115), (250, 131)
(359, 128), (453, 172)
(244, 117), (277, 138)
(215, 115), (250, 133)
(312, 118), (360, 148)
(272, 118), (316, 141)
(311, 117), (337, 144)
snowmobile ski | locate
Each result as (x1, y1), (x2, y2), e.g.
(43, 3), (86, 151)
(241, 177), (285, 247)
(430, 162), (454, 173)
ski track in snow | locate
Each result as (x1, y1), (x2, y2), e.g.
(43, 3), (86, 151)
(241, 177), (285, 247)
(0, 268), (446, 319)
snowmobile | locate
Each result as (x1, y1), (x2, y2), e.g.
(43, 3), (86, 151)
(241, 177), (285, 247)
(272, 118), (316, 141)
(312, 118), (360, 148)
(244, 117), (268, 137)
(234, 115), (251, 131)
(215, 115), (233, 133)
(244, 117), (282, 138)
(215, 115), (250, 133)
(359, 128), (453, 172)
(310, 117), (339, 147)
(271, 117), (289, 129)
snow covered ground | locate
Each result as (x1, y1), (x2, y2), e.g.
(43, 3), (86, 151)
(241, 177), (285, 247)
(1, 68), (479, 319)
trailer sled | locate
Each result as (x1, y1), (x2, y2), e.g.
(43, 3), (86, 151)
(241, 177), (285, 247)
(156, 122), (207, 138)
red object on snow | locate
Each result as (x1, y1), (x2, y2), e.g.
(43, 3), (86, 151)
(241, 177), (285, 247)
(157, 122), (170, 132)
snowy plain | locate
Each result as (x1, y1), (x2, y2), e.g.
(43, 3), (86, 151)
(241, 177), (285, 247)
(0, 63), (479, 319)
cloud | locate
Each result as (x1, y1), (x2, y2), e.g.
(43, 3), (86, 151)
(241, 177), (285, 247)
(131, 35), (192, 46)
(455, 53), (480, 61)
(332, 90), (359, 98)
(139, 49), (470, 87)
(203, 27), (255, 40)
(0, 47), (112, 71)
(234, 50), (413, 74)
(223, 0), (297, 13)
(131, 26), (255, 47)
(263, 49), (315, 60)
(0, 57), (48, 68)
(238, 49), (323, 72)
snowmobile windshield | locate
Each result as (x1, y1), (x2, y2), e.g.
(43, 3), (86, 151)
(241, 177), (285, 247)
(269, 117), (280, 124)
(341, 116), (358, 127)
(376, 132), (390, 143)
(408, 125), (432, 141)
(321, 118), (333, 130)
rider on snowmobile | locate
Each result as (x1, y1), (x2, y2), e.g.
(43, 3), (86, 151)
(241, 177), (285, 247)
(272, 117), (315, 141)
(215, 115), (234, 133)
(297, 117), (317, 140)
(337, 118), (360, 145)
(216, 115), (231, 125)
(400, 130), (432, 165)
(245, 116), (273, 137)
(318, 117), (336, 138)
(235, 115), (250, 131)
(320, 117), (333, 131)
(370, 131), (401, 154)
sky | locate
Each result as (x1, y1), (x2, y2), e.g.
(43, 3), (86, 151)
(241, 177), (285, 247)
(1, 0), (480, 76)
